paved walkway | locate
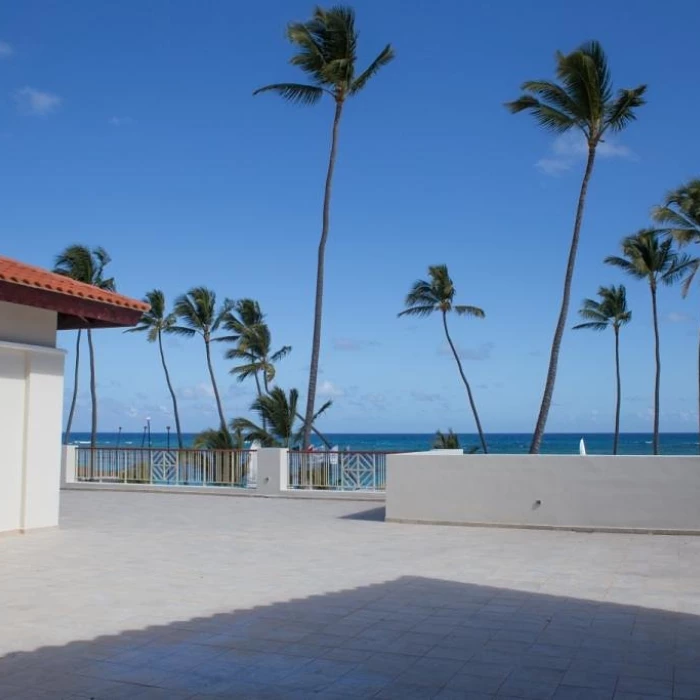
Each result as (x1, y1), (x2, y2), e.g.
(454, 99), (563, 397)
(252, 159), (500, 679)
(1, 490), (700, 699)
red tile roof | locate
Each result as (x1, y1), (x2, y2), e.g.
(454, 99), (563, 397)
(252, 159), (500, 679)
(0, 256), (149, 313)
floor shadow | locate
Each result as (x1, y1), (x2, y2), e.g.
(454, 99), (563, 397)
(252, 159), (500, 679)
(0, 575), (699, 699)
(339, 506), (386, 521)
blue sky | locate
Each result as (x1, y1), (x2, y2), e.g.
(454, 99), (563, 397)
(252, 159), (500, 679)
(2, 0), (700, 434)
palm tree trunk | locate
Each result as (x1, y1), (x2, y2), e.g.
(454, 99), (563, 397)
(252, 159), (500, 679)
(158, 330), (183, 449)
(302, 99), (344, 449)
(254, 371), (267, 432)
(205, 337), (228, 434)
(442, 311), (488, 453)
(613, 326), (621, 456)
(530, 146), (597, 454)
(64, 329), (82, 444)
(697, 323), (700, 455)
(651, 282), (661, 455)
(87, 328), (97, 480)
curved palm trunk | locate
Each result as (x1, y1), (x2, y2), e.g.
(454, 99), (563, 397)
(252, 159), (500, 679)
(205, 337), (228, 434)
(302, 99), (344, 449)
(158, 331), (183, 449)
(613, 326), (621, 456)
(530, 146), (597, 454)
(650, 283), (661, 455)
(442, 311), (488, 453)
(64, 329), (82, 444)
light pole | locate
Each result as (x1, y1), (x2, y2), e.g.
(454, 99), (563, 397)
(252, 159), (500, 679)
(166, 425), (171, 450)
(141, 425), (147, 448)
(146, 416), (152, 449)
(116, 426), (122, 447)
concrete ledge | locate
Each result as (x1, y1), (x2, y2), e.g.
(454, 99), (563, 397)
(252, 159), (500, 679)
(62, 482), (385, 502)
(385, 517), (700, 536)
(386, 453), (700, 534)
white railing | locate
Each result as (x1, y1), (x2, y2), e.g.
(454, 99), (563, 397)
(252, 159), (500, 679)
(75, 447), (258, 489)
(287, 451), (387, 491)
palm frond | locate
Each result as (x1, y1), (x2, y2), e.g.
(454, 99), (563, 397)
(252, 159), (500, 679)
(253, 83), (325, 105)
(166, 325), (197, 338)
(398, 304), (436, 318)
(505, 95), (576, 133)
(350, 44), (395, 95)
(604, 86), (647, 133)
(270, 345), (292, 363)
(519, 80), (581, 119)
(454, 305), (485, 318)
(572, 321), (608, 331)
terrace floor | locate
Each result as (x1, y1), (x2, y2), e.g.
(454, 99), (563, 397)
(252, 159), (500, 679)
(1, 491), (700, 699)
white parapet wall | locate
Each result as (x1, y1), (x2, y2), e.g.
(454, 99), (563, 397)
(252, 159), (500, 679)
(385, 453), (700, 534)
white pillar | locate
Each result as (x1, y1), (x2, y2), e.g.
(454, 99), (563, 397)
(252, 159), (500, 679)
(256, 448), (288, 495)
(0, 340), (65, 533)
(61, 445), (77, 486)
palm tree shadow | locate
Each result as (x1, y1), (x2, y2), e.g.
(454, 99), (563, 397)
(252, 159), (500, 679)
(2, 575), (698, 697)
(338, 505), (386, 521)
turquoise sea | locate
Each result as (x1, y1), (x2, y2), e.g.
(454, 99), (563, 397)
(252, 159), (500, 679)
(69, 432), (700, 455)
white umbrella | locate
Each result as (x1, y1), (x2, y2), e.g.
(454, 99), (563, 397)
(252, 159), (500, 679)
(579, 438), (586, 456)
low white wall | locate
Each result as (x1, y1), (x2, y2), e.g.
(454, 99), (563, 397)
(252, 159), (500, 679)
(386, 453), (700, 534)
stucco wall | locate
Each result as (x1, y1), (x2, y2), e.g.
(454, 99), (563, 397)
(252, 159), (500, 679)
(0, 300), (57, 347)
(386, 453), (700, 533)
(0, 340), (65, 533)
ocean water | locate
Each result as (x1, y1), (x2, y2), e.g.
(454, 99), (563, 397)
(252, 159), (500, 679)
(69, 432), (700, 455)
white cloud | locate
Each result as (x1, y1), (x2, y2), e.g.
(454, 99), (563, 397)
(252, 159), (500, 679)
(318, 380), (344, 397)
(14, 87), (62, 116)
(0, 41), (13, 58)
(177, 383), (215, 400)
(109, 116), (134, 127)
(666, 311), (693, 323)
(536, 131), (634, 177)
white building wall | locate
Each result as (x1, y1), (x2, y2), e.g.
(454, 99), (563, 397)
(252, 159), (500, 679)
(0, 309), (65, 532)
(0, 301), (57, 347)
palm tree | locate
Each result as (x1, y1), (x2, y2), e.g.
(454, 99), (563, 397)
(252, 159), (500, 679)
(193, 427), (244, 450)
(433, 429), (460, 450)
(605, 231), (694, 454)
(652, 179), (700, 452)
(125, 290), (184, 449)
(232, 387), (332, 448)
(573, 285), (632, 455)
(254, 6), (394, 448)
(54, 245), (115, 449)
(171, 287), (231, 434)
(220, 300), (291, 397)
(506, 41), (646, 454)
(398, 265), (488, 453)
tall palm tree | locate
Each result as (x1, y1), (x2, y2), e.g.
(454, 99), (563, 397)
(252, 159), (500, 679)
(573, 285), (632, 455)
(398, 264), (488, 453)
(125, 290), (184, 449)
(54, 245), (115, 449)
(232, 387), (332, 448)
(254, 6), (394, 448)
(506, 41), (646, 454)
(605, 231), (694, 454)
(220, 299), (291, 397)
(171, 287), (231, 434)
(652, 179), (700, 452)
